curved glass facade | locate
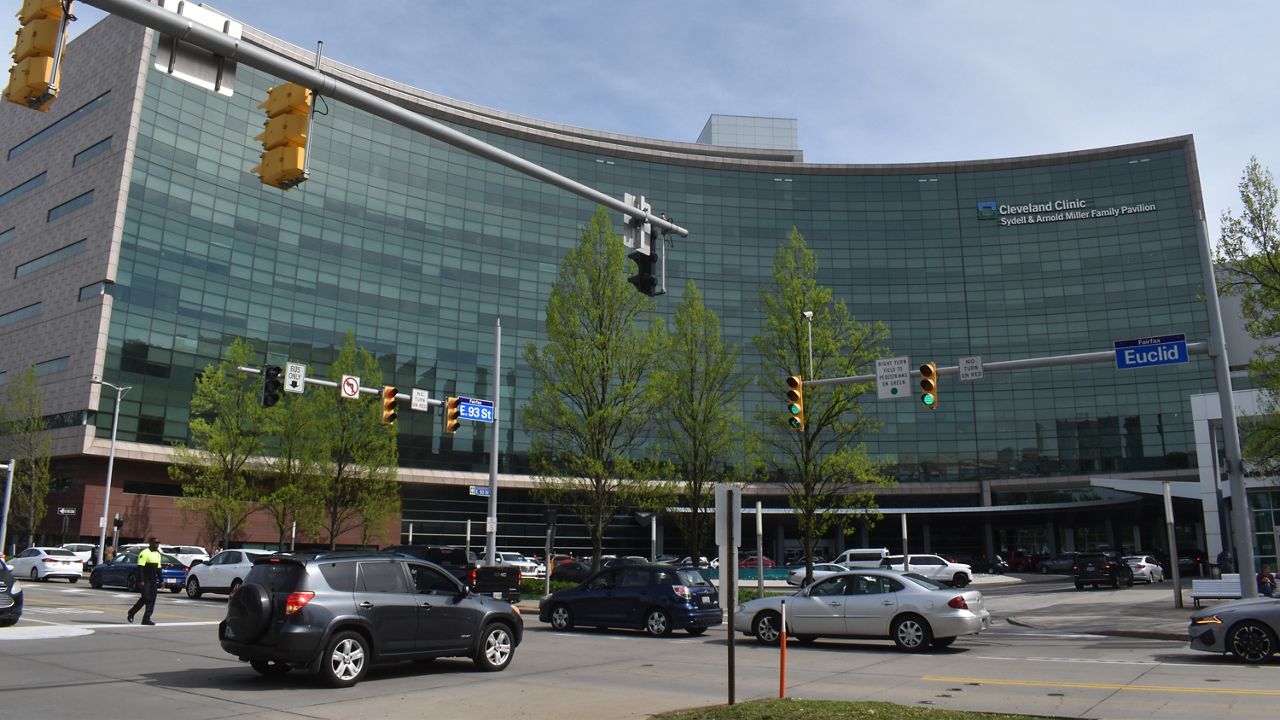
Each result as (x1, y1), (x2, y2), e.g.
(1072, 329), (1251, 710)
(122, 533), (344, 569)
(97, 35), (1214, 496)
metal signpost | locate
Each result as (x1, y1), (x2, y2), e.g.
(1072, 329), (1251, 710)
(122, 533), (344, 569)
(715, 484), (741, 706)
(0, 458), (14, 558)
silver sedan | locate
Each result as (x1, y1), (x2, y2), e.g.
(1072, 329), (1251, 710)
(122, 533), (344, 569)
(1190, 597), (1280, 663)
(735, 568), (990, 652)
(1124, 555), (1165, 583)
(786, 563), (848, 586)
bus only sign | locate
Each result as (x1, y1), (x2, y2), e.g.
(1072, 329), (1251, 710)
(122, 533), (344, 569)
(1114, 334), (1188, 370)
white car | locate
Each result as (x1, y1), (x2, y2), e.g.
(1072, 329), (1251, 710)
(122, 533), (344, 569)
(496, 551), (545, 577)
(786, 563), (847, 586)
(735, 568), (990, 651)
(1124, 555), (1165, 583)
(7, 547), (83, 582)
(184, 549), (270, 597)
(61, 543), (98, 567)
(833, 547), (890, 568)
(881, 554), (973, 587)
(167, 545), (211, 567)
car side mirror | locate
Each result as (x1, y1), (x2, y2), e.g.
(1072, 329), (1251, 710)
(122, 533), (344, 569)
(456, 584), (471, 600)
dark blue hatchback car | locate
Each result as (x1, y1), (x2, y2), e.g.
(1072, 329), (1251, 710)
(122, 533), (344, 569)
(539, 563), (721, 636)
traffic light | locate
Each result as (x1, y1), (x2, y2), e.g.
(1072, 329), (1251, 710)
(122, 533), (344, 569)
(381, 386), (398, 426)
(919, 362), (938, 409)
(252, 82), (312, 189)
(627, 247), (659, 296)
(261, 365), (283, 407)
(4, 0), (70, 112)
(785, 374), (804, 430)
(444, 395), (461, 434)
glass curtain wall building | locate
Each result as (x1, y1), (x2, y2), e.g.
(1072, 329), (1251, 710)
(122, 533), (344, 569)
(0, 15), (1221, 558)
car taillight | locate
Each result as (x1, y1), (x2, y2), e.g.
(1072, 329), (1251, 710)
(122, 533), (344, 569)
(41, 558), (57, 563)
(285, 591), (314, 615)
(673, 585), (692, 601)
(1134, 563), (1146, 569)
(947, 596), (969, 610)
(516, 570), (522, 583)
(468, 569), (477, 587)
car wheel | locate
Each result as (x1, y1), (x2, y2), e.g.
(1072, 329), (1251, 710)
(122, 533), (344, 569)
(186, 577), (202, 598)
(0, 618), (16, 628)
(932, 636), (956, 649)
(169, 586), (182, 594)
(89, 572), (102, 589)
(686, 627), (707, 637)
(320, 631), (369, 688)
(1075, 582), (1084, 591)
(549, 604), (574, 631)
(250, 659), (291, 677)
(473, 622), (515, 672)
(644, 608), (673, 637)
(29, 568), (40, 582)
(1039, 564), (1048, 574)
(1228, 620), (1278, 664)
(752, 611), (783, 645)
(892, 614), (933, 652)
(795, 635), (817, 645)
(229, 578), (242, 595)
(125, 573), (139, 592)
(69, 575), (79, 584)
(1111, 576), (1120, 589)
(951, 572), (969, 588)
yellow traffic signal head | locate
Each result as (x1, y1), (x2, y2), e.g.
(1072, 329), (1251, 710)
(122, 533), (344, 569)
(919, 362), (938, 409)
(5, 0), (68, 112)
(785, 375), (804, 430)
(381, 386), (398, 426)
(445, 396), (461, 435)
(252, 82), (312, 189)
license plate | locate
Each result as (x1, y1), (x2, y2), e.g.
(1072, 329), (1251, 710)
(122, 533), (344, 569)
(700, 596), (710, 605)
(492, 591), (503, 599)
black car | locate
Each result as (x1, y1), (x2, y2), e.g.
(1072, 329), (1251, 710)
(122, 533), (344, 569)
(0, 559), (23, 627)
(538, 563), (722, 636)
(1072, 552), (1134, 590)
(219, 552), (522, 687)
(551, 559), (594, 583)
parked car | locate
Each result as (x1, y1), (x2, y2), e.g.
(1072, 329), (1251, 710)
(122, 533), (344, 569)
(61, 543), (99, 568)
(551, 560), (594, 584)
(185, 549), (271, 597)
(679, 556), (717, 568)
(495, 551), (545, 577)
(539, 563), (721, 637)
(786, 563), (847, 587)
(381, 545), (476, 582)
(739, 554), (775, 569)
(735, 568), (990, 651)
(1124, 555), (1165, 583)
(833, 548), (890, 569)
(89, 551), (187, 593)
(1178, 548), (1208, 576)
(967, 554), (1010, 574)
(384, 546), (521, 602)
(219, 552), (523, 687)
(603, 555), (650, 568)
(879, 554), (972, 587)
(168, 545), (211, 567)
(6, 547), (83, 582)
(1036, 552), (1080, 574)
(1072, 552), (1134, 590)
(1189, 596), (1280, 663)
(0, 559), (23, 627)
(1003, 549), (1039, 572)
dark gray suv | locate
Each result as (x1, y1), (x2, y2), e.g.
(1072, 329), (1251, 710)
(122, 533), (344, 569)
(219, 552), (522, 687)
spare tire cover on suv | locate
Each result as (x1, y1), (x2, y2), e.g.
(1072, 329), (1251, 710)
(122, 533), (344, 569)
(226, 583), (273, 642)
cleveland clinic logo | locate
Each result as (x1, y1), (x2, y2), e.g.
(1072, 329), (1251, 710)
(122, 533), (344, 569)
(976, 201), (997, 220)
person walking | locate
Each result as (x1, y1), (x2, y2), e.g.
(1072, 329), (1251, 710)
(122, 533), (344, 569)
(127, 538), (162, 625)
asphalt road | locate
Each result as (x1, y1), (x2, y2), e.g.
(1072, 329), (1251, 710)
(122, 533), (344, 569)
(0, 575), (1274, 720)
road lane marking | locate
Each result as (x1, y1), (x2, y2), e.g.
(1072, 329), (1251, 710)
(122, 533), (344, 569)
(924, 675), (1280, 696)
(974, 654), (1212, 669)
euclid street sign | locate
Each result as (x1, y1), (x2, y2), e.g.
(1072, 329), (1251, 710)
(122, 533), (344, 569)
(1114, 334), (1188, 370)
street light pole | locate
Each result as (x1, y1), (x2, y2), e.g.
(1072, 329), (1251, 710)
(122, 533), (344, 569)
(91, 379), (131, 567)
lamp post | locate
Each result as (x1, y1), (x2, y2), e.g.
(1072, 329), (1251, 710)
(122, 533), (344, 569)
(803, 311), (814, 379)
(91, 378), (131, 567)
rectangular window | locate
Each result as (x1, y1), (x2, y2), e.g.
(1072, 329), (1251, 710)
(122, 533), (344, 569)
(34, 356), (70, 377)
(47, 191), (94, 222)
(78, 280), (113, 300)
(0, 371), (6, 386)
(0, 227), (12, 245)
(73, 137), (112, 167)
(8, 91), (111, 161)
(0, 302), (41, 328)
(0, 172), (47, 209)
(15, 239), (86, 278)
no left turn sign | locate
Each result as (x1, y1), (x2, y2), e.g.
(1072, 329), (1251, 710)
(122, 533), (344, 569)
(340, 375), (361, 400)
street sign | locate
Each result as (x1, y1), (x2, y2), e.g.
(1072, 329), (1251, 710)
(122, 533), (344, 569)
(469, 485), (491, 497)
(285, 362), (306, 393)
(714, 484), (741, 548)
(340, 375), (361, 399)
(57, 507), (76, 516)
(876, 356), (911, 399)
(411, 388), (430, 412)
(959, 355), (984, 381)
(1114, 334), (1188, 370)
(457, 397), (495, 423)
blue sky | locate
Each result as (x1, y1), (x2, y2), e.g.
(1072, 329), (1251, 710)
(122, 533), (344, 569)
(12, 1), (1279, 240)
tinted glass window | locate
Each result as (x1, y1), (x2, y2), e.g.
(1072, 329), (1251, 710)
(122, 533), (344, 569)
(810, 577), (848, 596)
(585, 570), (616, 590)
(619, 568), (650, 587)
(676, 569), (713, 587)
(358, 561), (409, 593)
(46, 549), (76, 557)
(426, 547), (466, 564)
(246, 560), (306, 592)
(223, 552), (241, 564)
(318, 562), (357, 591)
(408, 563), (457, 595)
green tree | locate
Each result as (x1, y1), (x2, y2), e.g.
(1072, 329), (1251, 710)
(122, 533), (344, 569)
(1216, 156), (1280, 473)
(312, 332), (400, 550)
(523, 207), (666, 568)
(170, 338), (267, 549)
(259, 389), (327, 551)
(0, 365), (52, 549)
(652, 281), (752, 565)
(753, 228), (895, 583)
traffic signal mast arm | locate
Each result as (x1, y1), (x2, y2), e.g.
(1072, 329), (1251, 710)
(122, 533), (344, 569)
(235, 366), (440, 407)
(74, 0), (689, 240)
(802, 342), (1212, 390)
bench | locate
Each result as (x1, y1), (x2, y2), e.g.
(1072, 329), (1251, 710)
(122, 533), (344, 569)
(1190, 574), (1242, 608)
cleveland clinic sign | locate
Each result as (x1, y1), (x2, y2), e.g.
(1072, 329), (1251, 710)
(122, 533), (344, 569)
(976, 198), (1157, 227)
